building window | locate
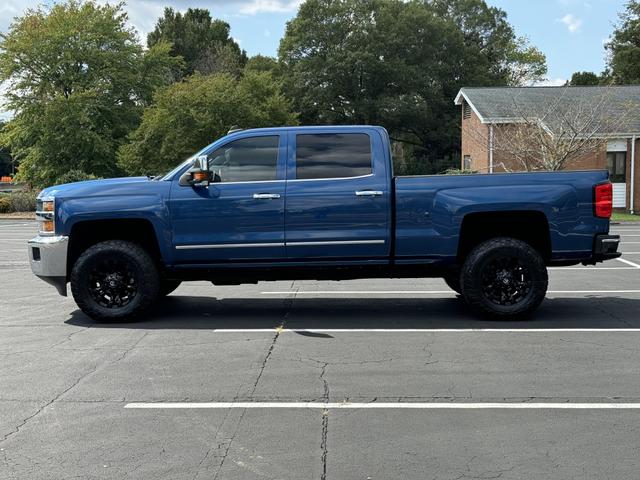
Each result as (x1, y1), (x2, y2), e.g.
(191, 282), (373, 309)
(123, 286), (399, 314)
(463, 102), (471, 120)
(606, 151), (626, 183)
(463, 155), (472, 170)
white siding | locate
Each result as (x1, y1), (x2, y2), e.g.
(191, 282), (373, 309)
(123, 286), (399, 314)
(613, 183), (627, 208)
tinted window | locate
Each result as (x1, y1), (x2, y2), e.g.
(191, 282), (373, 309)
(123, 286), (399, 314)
(606, 151), (626, 183)
(208, 136), (279, 182)
(296, 133), (372, 179)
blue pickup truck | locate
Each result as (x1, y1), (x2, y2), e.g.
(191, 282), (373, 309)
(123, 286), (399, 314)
(28, 125), (620, 321)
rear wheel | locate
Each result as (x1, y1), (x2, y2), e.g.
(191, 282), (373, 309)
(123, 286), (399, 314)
(460, 237), (548, 319)
(443, 273), (462, 295)
(70, 240), (160, 322)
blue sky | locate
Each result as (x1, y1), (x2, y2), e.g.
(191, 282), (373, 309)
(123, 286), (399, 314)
(488, 0), (625, 85)
(0, 0), (630, 119)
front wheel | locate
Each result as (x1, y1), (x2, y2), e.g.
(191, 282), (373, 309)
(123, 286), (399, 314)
(160, 279), (182, 297)
(70, 240), (160, 322)
(460, 237), (548, 319)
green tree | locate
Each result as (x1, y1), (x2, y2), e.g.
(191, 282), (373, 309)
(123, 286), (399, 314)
(245, 55), (281, 76)
(118, 72), (298, 176)
(147, 7), (247, 77)
(568, 71), (602, 86)
(0, 120), (13, 177)
(431, 0), (546, 86)
(606, 0), (640, 84)
(0, 0), (180, 188)
(278, 0), (546, 172)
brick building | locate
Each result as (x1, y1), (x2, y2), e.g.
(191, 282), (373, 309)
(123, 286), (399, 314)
(455, 86), (640, 212)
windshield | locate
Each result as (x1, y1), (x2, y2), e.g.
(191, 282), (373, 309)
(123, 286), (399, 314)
(157, 156), (197, 181)
(157, 141), (215, 180)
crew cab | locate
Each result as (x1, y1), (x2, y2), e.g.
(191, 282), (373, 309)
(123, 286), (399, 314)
(28, 126), (621, 321)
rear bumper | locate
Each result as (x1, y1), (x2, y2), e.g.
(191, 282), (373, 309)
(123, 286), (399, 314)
(28, 235), (69, 296)
(592, 234), (621, 262)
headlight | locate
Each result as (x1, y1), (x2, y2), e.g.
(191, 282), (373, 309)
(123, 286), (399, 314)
(36, 198), (55, 235)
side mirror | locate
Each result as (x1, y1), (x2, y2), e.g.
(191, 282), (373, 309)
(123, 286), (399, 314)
(186, 155), (211, 187)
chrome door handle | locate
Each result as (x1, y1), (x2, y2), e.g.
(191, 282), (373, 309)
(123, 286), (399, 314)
(253, 193), (281, 199)
(355, 190), (384, 197)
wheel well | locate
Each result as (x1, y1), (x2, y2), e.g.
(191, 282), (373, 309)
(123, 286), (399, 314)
(67, 219), (163, 277)
(457, 211), (551, 262)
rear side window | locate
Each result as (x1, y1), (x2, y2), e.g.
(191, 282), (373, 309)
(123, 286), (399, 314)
(295, 133), (372, 180)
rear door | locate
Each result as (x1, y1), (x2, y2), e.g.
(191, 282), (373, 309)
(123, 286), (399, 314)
(284, 129), (391, 260)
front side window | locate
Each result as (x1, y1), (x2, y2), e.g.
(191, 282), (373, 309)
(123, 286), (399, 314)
(295, 133), (372, 180)
(208, 136), (279, 183)
(606, 151), (626, 183)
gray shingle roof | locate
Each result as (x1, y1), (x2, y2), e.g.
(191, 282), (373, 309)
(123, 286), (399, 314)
(455, 86), (640, 135)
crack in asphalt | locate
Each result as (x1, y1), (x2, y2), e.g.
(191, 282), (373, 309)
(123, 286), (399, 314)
(0, 361), (100, 446)
(422, 342), (439, 366)
(290, 355), (397, 368)
(49, 326), (91, 349)
(0, 331), (148, 449)
(111, 332), (149, 365)
(454, 455), (516, 480)
(319, 362), (330, 480)
(204, 286), (300, 480)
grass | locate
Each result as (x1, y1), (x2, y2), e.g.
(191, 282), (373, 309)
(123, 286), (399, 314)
(611, 211), (640, 222)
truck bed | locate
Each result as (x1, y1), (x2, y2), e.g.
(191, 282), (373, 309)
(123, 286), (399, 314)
(394, 170), (611, 263)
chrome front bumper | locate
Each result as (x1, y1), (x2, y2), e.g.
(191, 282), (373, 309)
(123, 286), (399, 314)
(28, 235), (69, 296)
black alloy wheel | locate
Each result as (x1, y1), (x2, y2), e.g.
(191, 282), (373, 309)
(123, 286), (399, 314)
(87, 257), (138, 308)
(460, 237), (548, 319)
(71, 240), (160, 322)
(480, 256), (532, 307)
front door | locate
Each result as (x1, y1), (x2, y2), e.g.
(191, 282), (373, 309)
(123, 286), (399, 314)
(170, 134), (287, 263)
(285, 130), (391, 260)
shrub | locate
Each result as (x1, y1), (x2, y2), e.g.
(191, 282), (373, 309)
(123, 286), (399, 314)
(0, 196), (10, 213)
(55, 170), (99, 185)
(444, 168), (478, 175)
(9, 191), (37, 212)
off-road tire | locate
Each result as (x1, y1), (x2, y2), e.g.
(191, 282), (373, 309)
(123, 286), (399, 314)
(160, 279), (182, 297)
(461, 237), (548, 319)
(443, 273), (462, 295)
(70, 240), (160, 322)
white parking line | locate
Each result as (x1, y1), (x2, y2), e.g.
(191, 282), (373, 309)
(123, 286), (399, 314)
(125, 402), (640, 410)
(617, 258), (640, 269)
(261, 290), (640, 295)
(176, 328), (640, 333)
(548, 267), (636, 270)
(0, 223), (32, 228)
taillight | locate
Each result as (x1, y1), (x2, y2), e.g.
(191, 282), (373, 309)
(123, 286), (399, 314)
(594, 182), (613, 219)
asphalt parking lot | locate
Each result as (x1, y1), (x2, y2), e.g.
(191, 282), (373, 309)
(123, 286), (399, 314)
(1, 220), (640, 479)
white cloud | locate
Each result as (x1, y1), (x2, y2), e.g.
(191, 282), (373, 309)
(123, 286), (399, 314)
(0, 0), (37, 34)
(534, 78), (568, 87)
(118, 0), (167, 43)
(238, 0), (303, 15)
(559, 13), (583, 33)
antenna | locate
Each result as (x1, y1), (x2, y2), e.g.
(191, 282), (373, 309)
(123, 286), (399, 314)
(227, 125), (243, 135)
